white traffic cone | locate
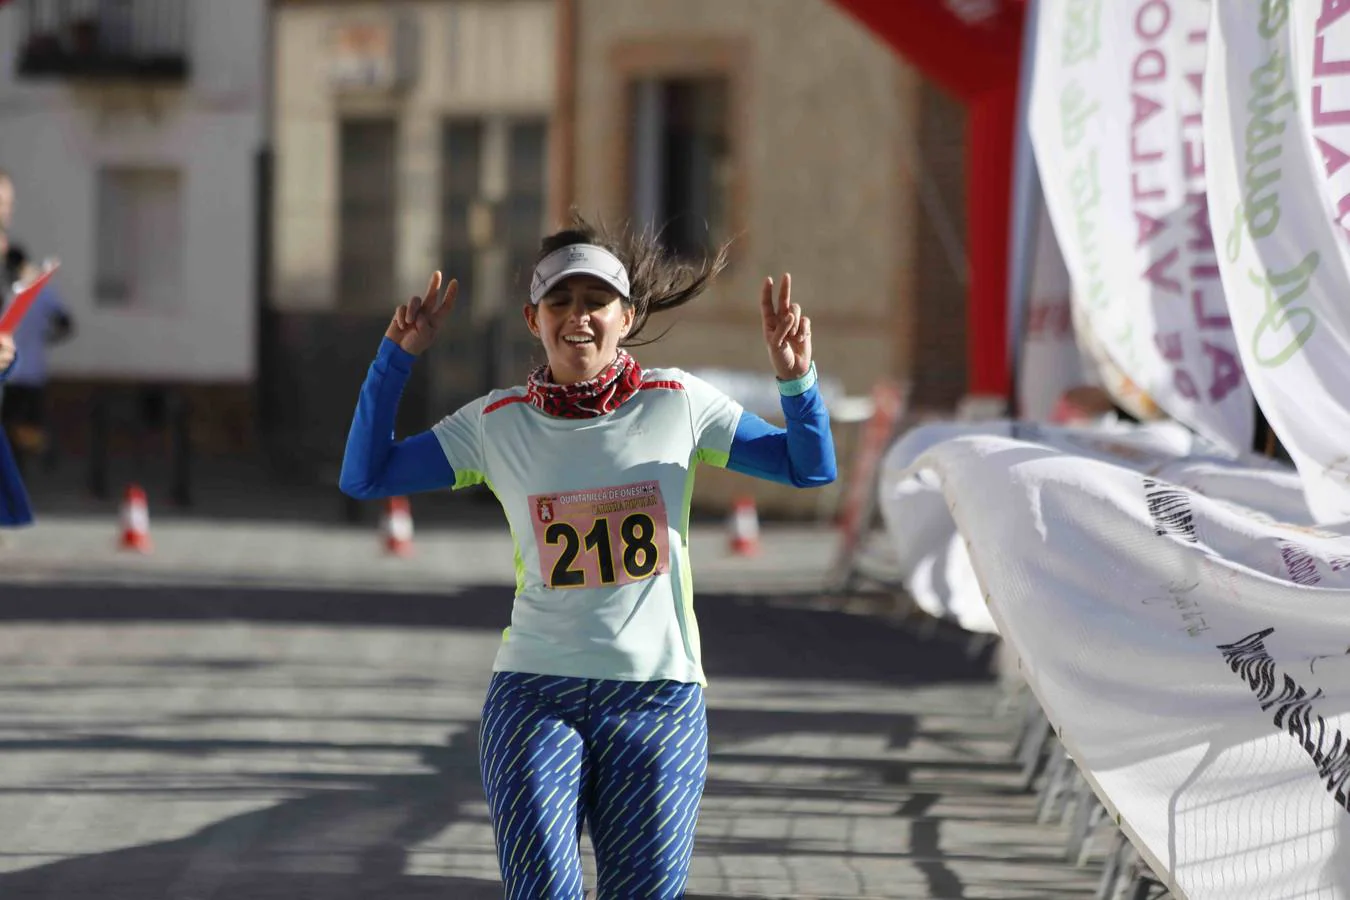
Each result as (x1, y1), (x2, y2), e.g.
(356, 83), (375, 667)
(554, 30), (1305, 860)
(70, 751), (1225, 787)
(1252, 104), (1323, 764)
(383, 496), (414, 557)
(728, 495), (760, 556)
(119, 483), (152, 553)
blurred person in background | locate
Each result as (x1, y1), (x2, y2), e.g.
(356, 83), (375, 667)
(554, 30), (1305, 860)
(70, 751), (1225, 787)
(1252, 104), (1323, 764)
(0, 168), (36, 526)
(0, 316), (32, 527)
(1, 241), (73, 475)
(339, 214), (836, 898)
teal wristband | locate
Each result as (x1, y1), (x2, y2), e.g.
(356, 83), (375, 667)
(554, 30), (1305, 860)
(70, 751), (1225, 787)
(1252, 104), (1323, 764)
(776, 362), (817, 397)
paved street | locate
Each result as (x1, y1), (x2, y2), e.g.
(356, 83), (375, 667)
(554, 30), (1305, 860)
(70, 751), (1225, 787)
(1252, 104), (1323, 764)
(0, 574), (1104, 899)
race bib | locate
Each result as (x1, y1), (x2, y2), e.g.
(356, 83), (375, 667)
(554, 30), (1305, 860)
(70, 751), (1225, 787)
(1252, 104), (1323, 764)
(529, 480), (671, 589)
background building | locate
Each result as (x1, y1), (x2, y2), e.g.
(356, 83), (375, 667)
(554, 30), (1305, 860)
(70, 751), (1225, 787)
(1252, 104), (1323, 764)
(0, 0), (268, 466)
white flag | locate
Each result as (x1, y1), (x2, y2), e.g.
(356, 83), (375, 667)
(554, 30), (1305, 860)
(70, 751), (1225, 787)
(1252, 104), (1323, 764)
(1206, 1), (1350, 523)
(1030, 0), (1253, 452)
(916, 434), (1350, 897)
(878, 418), (1223, 636)
(1018, 197), (1092, 421)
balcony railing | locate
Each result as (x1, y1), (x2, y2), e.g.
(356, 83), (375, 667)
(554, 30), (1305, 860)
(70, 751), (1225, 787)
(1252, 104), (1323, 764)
(16, 0), (189, 82)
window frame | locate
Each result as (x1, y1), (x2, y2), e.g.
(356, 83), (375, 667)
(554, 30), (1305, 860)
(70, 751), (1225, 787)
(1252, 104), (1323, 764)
(609, 37), (749, 264)
(94, 164), (184, 312)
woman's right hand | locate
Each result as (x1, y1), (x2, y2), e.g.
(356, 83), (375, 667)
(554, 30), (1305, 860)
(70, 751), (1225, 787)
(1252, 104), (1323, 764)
(385, 271), (458, 356)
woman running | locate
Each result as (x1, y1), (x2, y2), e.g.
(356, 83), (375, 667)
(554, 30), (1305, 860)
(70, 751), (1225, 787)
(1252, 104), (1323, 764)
(339, 216), (836, 898)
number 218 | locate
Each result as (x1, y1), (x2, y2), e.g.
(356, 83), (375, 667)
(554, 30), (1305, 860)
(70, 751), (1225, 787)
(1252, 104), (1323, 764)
(546, 513), (660, 587)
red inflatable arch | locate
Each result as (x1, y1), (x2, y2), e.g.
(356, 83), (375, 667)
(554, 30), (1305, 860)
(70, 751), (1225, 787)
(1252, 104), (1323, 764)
(828, 0), (1028, 398)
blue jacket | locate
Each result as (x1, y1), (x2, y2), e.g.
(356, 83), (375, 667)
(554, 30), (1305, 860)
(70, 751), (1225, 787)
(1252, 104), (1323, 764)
(0, 350), (34, 526)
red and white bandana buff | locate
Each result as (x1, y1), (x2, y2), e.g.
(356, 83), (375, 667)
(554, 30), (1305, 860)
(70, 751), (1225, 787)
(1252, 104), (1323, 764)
(525, 350), (644, 419)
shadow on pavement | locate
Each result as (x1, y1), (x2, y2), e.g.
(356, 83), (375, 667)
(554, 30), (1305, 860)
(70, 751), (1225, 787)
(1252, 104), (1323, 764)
(0, 584), (1002, 898)
(0, 728), (505, 899)
(0, 584), (995, 685)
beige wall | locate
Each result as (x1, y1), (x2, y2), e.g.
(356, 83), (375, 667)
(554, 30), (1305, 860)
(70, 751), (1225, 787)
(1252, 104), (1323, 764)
(271, 0), (556, 312)
(574, 0), (920, 516)
(0, 0), (266, 382)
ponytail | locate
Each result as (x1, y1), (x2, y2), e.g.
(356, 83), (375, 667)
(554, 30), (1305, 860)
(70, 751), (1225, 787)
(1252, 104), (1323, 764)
(535, 211), (730, 346)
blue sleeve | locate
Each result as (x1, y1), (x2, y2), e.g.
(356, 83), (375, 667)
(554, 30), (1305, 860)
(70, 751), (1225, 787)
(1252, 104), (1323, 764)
(726, 383), (837, 488)
(339, 338), (456, 499)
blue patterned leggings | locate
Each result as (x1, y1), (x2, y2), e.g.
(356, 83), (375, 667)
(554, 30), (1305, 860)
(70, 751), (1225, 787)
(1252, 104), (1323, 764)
(478, 671), (709, 899)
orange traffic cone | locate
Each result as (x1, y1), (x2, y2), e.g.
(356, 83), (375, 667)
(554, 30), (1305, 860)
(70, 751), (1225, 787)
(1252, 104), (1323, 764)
(383, 496), (414, 557)
(728, 495), (760, 556)
(119, 484), (152, 553)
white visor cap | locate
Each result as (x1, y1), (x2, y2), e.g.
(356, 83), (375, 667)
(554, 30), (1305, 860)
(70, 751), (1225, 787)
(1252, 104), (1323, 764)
(529, 244), (631, 305)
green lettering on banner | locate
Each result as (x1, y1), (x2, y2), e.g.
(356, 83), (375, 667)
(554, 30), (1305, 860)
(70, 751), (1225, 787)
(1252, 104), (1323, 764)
(1062, 0), (1103, 66)
(1259, 0), (1290, 39)
(1060, 76), (1106, 311)
(1227, 50), (1294, 261)
(1069, 148), (1106, 310)
(1225, 10), (1321, 365)
(1249, 251), (1320, 368)
(1061, 81), (1099, 150)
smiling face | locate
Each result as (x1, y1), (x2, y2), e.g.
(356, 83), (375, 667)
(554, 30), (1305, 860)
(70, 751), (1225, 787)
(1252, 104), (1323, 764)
(523, 274), (635, 384)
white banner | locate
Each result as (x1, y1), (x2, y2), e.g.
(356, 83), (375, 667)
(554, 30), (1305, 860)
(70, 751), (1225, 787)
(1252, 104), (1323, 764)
(1030, 0), (1253, 452)
(915, 434), (1350, 897)
(878, 418), (1235, 635)
(1206, 2), (1350, 523)
(1018, 197), (1092, 421)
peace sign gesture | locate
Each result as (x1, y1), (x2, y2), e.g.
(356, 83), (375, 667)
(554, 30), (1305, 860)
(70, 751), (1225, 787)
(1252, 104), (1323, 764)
(759, 273), (811, 381)
(386, 271), (458, 356)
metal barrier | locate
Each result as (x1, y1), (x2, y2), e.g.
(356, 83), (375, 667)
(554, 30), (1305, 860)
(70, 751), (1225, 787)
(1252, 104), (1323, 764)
(1006, 684), (1174, 900)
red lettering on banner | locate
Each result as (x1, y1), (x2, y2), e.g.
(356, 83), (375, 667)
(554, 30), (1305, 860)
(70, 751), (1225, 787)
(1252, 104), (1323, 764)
(1183, 139), (1204, 179)
(1132, 0), (1181, 386)
(1314, 86), (1350, 126)
(1184, 192), (1213, 254)
(1131, 91), (1164, 128)
(1132, 171), (1165, 201)
(1312, 6), (1350, 241)
(1182, 28), (1205, 179)
(1202, 341), (1243, 403)
(1155, 332), (1200, 399)
(1129, 1), (1170, 215)
(1322, 0), (1350, 33)
(1191, 286), (1230, 330)
(1132, 48), (1167, 83)
(1136, 210), (1166, 247)
(1320, 0), (1350, 82)
(1134, 0), (1171, 40)
(1317, 35), (1350, 77)
(1143, 248), (1182, 295)
(1318, 136), (1350, 177)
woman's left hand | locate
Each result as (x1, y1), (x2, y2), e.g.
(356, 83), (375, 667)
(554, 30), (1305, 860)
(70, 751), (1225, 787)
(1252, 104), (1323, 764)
(0, 333), (14, 374)
(759, 273), (811, 381)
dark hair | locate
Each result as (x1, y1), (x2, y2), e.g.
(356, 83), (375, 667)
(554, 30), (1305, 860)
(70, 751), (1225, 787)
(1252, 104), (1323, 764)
(3, 241), (25, 285)
(535, 211), (730, 346)
(5, 241), (27, 271)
